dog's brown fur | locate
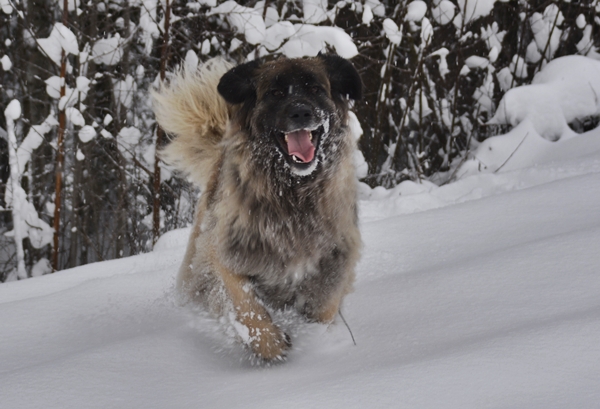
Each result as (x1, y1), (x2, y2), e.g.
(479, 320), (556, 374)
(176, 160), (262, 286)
(152, 55), (362, 361)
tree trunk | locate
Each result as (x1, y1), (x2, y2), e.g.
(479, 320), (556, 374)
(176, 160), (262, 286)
(152, 0), (171, 245)
(51, 0), (69, 272)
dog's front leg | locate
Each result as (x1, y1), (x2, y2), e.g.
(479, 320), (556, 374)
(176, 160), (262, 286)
(300, 248), (357, 324)
(214, 259), (291, 360)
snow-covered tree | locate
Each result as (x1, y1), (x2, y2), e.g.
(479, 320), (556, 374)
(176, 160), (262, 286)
(3, 100), (54, 280)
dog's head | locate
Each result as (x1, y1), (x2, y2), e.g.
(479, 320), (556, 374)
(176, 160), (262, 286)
(217, 54), (362, 177)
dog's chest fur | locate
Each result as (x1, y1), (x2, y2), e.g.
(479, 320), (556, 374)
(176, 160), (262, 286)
(200, 129), (357, 306)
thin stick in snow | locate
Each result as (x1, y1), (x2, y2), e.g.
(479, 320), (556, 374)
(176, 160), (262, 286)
(494, 132), (529, 173)
(339, 310), (357, 346)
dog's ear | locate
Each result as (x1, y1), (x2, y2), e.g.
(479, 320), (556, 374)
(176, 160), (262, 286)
(217, 60), (261, 105)
(319, 54), (362, 101)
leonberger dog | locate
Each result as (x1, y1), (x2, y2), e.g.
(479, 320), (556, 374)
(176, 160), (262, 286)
(152, 54), (362, 361)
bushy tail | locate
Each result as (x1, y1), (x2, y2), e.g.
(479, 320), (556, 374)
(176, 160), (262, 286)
(152, 58), (233, 189)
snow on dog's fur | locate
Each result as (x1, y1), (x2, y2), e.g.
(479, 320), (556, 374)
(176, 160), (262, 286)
(152, 55), (362, 361)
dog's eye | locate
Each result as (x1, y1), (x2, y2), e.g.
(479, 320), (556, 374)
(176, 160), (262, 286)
(270, 89), (285, 98)
(309, 85), (322, 94)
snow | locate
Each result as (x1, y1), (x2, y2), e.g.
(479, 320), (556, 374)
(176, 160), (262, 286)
(496, 66), (513, 91)
(383, 18), (402, 46)
(113, 75), (137, 109)
(262, 22), (295, 50)
(364, 0), (385, 17)
(3, 110), (55, 252)
(209, 1), (266, 45)
(4, 99), (21, 120)
(432, 0), (455, 25)
(577, 25), (594, 55)
(76, 75), (91, 98)
(139, 0), (159, 55)
(7, 186), (54, 249)
(489, 56), (600, 141)
(456, 0), (497, 24)
(45, 75), (81, 108)
(278, 25), (357, 59)
(31, 258), (52, 278)
(465, 55), (489, 69)
(429, 47), (449, 78)
(420, 17), (433, 47)
(44, 76), (63, 99)
(66, 107), (85, 127)
(207, 2), (356, 59)
(135, 64), (145, 81)
(92, 35), (123, 65)
(509, 53), (527, 79)
(117, 126), (142, 159)
(2, 56), (600, 408)
(1, 0), (13, 14)
(303, 0), (328, 24)
(1, 54), (11, 71)
(78, 125), (96, 143)
(481, 22), (505, 54)
(3, 99), (26, 280)
(404, 1), (427, 22)
(3, 101), (54, 280)
(14, 114), (57, 177)
(488, 45), (499, 62)
(530, 4), (563, 61)
(37, 23), (79, 66)
(257, 2), (278, 27)
(200, 39), (211, 55)
(361, 5), (373, 26)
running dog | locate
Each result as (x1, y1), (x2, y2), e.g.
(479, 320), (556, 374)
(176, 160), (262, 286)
(152, 54), (362, 361)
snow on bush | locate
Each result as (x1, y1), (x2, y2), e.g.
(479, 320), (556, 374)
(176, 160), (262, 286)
(456, 0), (497, 24)
(1, 0), (13, 14)
(6, 186), (54, 249)
(92, 35), (124, 65)
(1, 54), (11, 70)
(361, 54), (600, 210)
(3, 101), (54, 279)
(460, 56), (600, 176)
(208, 1), (266, 45)
(117, 127), (143, 160)
(405, 1), (427, 22)
(78, 126), (97, 143)
(37, 23), (79, 66)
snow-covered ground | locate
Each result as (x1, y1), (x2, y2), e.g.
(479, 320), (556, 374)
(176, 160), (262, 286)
(2, 56), (600, 408)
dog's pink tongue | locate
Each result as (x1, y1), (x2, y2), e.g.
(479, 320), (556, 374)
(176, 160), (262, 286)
(286, 130), (315, 163)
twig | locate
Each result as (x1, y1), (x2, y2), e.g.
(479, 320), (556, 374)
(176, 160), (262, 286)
(338, 310), (356, 346)
(494, 132), (529, 173)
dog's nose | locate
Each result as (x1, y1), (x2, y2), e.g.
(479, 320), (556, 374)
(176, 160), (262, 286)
(288, 105), (313, 120)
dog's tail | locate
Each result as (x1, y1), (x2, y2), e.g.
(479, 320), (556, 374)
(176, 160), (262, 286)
(152, 58), (233, 189)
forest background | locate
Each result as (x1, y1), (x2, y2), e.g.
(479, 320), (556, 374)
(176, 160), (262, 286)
(1, 0), (599, 281)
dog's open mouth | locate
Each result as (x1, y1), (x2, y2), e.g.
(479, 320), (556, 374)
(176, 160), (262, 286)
(276, 125), (324, 167)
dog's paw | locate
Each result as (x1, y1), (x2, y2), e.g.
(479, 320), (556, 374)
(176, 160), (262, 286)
(248, 325), (291, 362)
(231, 314), (292, 361)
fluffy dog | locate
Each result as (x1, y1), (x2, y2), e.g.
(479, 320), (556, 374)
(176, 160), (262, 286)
(152, 54), (362, 361)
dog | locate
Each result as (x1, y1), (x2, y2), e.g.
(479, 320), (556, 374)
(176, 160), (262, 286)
(152, 54), (362, 361)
